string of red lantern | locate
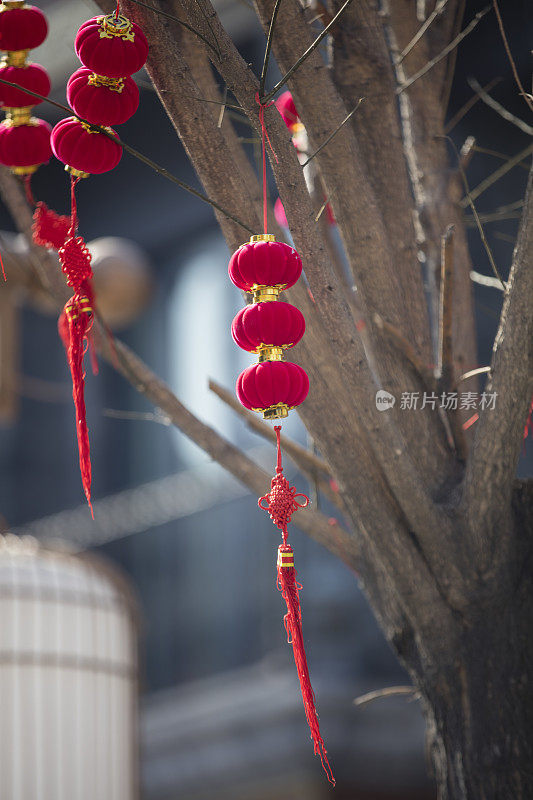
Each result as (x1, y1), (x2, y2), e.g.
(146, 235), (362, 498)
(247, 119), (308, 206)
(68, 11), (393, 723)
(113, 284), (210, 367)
(32, 6), (148, 511)
(227, 97), (334, 782)
(0, 1), (52, 195)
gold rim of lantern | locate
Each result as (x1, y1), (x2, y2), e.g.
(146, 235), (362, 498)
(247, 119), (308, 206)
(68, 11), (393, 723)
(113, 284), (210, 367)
(1, 1), (26, 9)
(11, 163), (39, 175)
(3, 106), (34, 126)
(66, 165), (90, 179)
(2, 49), (29, 67)
(252, 285), (283, 303)
(257, 346), (284, 362)
(258, 403), (290, 420)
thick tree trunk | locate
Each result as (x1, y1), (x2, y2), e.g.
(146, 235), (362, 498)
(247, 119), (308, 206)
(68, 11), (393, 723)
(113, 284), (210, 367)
(399, 483), (533, 799)
(425, 602), (533, 799)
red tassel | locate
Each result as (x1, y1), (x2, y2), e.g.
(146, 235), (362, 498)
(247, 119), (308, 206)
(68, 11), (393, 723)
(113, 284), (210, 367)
(57, 201), (95, 513)
(62, 288), (94, 515)
(277, 544), (335, 784)
(259, 426), (335, 785)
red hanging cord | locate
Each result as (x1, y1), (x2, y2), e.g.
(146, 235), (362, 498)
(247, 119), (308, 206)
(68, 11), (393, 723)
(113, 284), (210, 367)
(24, 175), (36, 207)
(255, 93), (278, 234)
(258, 426), (335, 785)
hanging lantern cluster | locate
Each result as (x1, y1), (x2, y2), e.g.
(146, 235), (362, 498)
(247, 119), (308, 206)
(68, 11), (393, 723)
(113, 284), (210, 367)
(228, 92), (333, 776)
(228, 230), (333, 780)
(0, 0), (51, 178)
(229, 234), (309, 420)
(32, 9), (148, 512)
(51, 11), (148, 178)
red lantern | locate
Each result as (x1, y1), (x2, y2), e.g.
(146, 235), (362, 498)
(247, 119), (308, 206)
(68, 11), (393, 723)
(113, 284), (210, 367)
(0, 115), (51, 173)
(232, 301), (305, 353)
(67, 67), (139, 126)
(51, 116), (122, 176)
(0, 62), (50, 108)
(275, 90), (299, 131)
(229, 236), (302, 295)
(236, 360), (309, 419)
(0, 1), (47, 51)
(75, 15), (148, 79)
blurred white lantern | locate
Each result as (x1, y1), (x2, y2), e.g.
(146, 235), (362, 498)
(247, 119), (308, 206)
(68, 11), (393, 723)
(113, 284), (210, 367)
(0, 535), (139, 800)
(88, 237), (152, 330)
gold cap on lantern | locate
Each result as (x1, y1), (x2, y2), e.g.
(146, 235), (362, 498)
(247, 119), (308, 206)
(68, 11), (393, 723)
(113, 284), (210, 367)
(98, 14), (135, 42)
(261, 403), (289, 420)
(249, 234), (275, 243)
(3, 107), (34, 126)
(66, 165), (90, 180)
(2, 49), (29, 67)
(11, 164), (40, 175)
(252, 285), (282, 303)
(257, 346), (283, 362)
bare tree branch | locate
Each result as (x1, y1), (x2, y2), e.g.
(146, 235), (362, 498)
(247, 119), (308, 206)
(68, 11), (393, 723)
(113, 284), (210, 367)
(492, 0), (533, 113)
(466, 77), (533, 137)
(0, 168), (350, 560)
(396, 6), (491, 95)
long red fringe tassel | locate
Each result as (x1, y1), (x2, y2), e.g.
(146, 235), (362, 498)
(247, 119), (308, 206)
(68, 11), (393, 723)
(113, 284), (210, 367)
(277, 544), (335, 784)
(259, 426), (335, 785)
(58, 283), (95, 514)
(55, 178), (95, 514)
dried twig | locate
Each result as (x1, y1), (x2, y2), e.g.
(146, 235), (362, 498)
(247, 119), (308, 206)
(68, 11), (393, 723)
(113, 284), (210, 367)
(300, 99), (364, 167)
(443, 136), (505, 289)
(455, 366), (491, 387)
(397, 6), (491, 95)
(395, 0), (449, 65)
(354, 686), (419, 707)
(467, 77), (533, 137)
(459, 136), (476, 170)
(128, 0), (219, 55)
(437, 226), (454, 388)
(217, 86), (228, 128)
(470, 270), (507, 290)
(492, 0), (533, 114)
(261, 0), (355, 103)
(464, 199), (523, 226)
(437, 227), (467, 459)
(472, 145), (531, 170)
(460, 142), (533, 207)
(444, 77), (501, 133)
(259, 0), (283, 99)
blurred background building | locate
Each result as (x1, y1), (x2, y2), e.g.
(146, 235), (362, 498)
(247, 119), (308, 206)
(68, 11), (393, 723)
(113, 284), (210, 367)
(0, 0), (531, 797)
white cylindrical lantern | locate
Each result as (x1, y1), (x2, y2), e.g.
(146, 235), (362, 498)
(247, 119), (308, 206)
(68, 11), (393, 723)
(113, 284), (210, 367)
(0, 535), (139, 800)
